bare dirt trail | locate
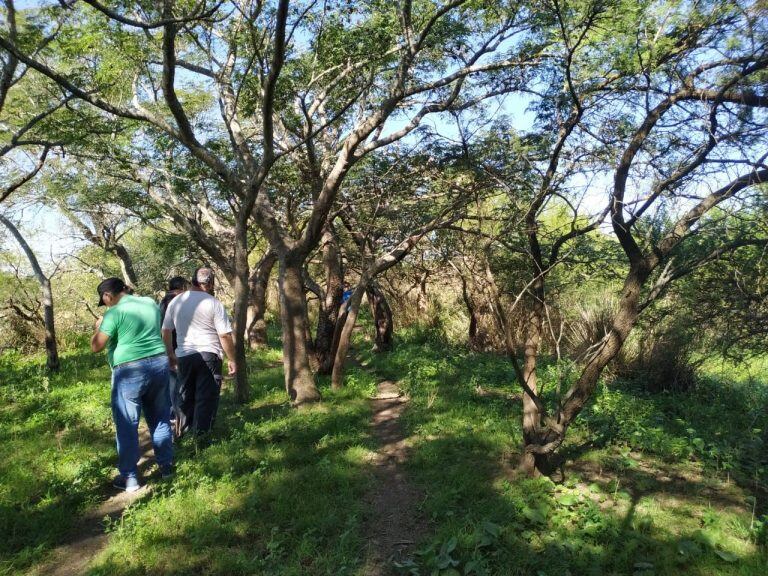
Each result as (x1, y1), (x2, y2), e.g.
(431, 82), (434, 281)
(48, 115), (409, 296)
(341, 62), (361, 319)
(362, 380), (428, 576)
(29, 427), (156, 576)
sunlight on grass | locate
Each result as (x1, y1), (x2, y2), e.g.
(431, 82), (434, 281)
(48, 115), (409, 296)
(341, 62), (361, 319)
(2, 330), (767, 575)
(0, 349), (115, 574)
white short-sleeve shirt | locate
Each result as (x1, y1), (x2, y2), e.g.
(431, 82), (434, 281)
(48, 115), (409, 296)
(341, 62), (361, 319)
(162, 290), (232, 358)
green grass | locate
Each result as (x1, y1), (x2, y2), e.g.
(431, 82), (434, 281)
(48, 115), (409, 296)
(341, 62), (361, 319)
(0, 349), (115, 574)
(2, 326), (767, 575)
(363, 327), (768, 576)
(88, 347), (378, 576)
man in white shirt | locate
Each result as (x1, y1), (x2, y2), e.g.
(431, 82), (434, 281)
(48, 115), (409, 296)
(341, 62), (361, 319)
(161, 268), (237, 436)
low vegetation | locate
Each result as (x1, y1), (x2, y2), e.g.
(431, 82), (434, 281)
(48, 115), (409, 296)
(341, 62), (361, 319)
(2, 327), (766, 576)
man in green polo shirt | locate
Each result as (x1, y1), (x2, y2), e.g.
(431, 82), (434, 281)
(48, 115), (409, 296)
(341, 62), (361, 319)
(91, 277), (174, 492)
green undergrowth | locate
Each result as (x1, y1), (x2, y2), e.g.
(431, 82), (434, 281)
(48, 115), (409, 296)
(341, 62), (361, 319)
(88, 346), (377, 576)
(2, 326), (768, 575)
(362, 327), (768, 576)
(0, 348), (115, 574)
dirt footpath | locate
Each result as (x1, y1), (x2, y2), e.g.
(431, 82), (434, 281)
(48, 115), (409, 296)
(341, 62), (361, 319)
(29, 427), (155, 576)
(362, 380), (427, 576)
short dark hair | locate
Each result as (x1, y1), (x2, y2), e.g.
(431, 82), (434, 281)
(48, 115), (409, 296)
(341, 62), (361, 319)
(192, 267), (215, 287)
(96, 277), (126, 306)
(168, 276), (188, 291)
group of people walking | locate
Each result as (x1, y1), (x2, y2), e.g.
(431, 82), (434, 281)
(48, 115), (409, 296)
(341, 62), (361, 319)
(90, 268), (237, 492)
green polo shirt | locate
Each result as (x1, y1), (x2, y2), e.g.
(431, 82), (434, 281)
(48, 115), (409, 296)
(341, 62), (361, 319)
(99, 294), (166, 367)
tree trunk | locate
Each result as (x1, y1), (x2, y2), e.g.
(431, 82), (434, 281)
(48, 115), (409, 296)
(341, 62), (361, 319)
(518, 276), (546, 476)
(559, 267), (648, 424)
(416, 270), (429, 313)
(331, 283), (367, 389)
(41, 277), (59, 371)
(0, 214), (59, 371)
(315, 227), (344, 373)
(366, 282), (393, 352)
(278, 258), (321, 405)
(231, 231), (251, 403)
(247, 251), (276, 349)
(111, 243), (139, 289)
(459, 274), (479, 346)
(520, 266), (650, 474)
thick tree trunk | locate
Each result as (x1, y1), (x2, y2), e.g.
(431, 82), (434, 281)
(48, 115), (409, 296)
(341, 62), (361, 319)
(303, 297), (315, 359)
(518, 277), (546, 477)
(231, 233), (251, 403)
(331, 284), (367, 389)
(366, 282), (393, 352)
(0, 214), (59, 371)
(279, 258), (321, 405)
(315, 228), (344, 373)
(247, 251), (276, 349)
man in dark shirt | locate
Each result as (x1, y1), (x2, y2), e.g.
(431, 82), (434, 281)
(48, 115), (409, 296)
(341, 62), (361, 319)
(159, 276), (189, 433)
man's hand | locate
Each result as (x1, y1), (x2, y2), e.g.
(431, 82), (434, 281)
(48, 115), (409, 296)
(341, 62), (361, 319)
(219, 333), (237, 378)
(90, 325), (109, 353)
(161, 328), (176, 370)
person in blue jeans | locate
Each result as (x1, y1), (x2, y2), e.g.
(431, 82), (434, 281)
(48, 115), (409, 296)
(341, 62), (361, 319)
(91, 277), (174, 492)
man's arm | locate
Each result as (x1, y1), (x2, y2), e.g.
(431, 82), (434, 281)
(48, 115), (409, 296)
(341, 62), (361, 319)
(162, 329), (177, 371)
(91, 317), (109, 353)
(218, 332), (237, 376)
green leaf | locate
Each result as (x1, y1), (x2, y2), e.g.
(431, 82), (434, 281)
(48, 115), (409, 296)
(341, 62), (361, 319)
(714, 549), (738, 562)
(677, 539), (702, 559)
(523, 505), (547, 525)
(442, 537), (458, 555)
(481, 521), (501, 537)
(557, 493), (580, 507)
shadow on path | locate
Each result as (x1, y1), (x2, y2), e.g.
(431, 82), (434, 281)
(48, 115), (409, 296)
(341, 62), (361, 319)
(362, 380), (428, 576)
(29, 426), (156, 576)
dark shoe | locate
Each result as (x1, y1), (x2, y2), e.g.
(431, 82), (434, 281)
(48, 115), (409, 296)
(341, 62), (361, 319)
(113, 475), (140, 492)
(160, 464), (174, 479)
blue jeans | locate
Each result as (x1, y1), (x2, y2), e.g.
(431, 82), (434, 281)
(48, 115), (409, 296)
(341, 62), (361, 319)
(111, 354), (173, 479)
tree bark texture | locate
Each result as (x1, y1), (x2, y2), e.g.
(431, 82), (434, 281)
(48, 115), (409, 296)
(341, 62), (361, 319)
(459, 274), (479, 346)
(111, 243), (139, 289)
(0, 214), (59, 371)
(366, 282), (393, 352)
(278, 259), (321, 404)
(315, 228), (344, 373)
(518, 277), (546, 476)
(247, 251), (276, 349)
(416, 271), (429, 313)
(331, 283), (367, 389)
(41, 278), (59, 372)
(231, 232), (251, 403)
(520, 267), (649, 474)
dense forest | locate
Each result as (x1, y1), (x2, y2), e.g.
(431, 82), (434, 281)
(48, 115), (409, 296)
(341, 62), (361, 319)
(1, 1), (767, 574)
